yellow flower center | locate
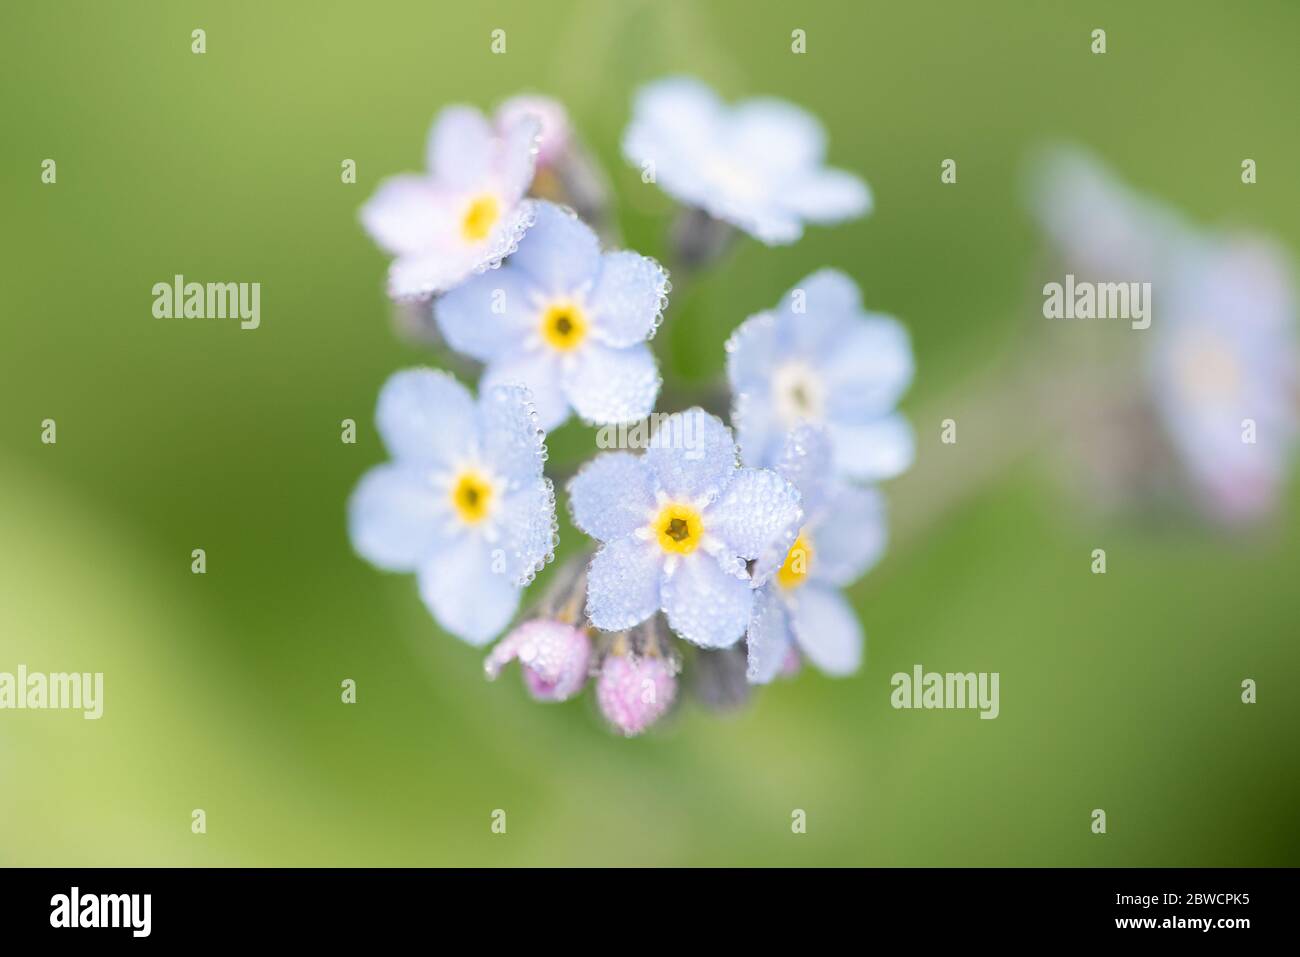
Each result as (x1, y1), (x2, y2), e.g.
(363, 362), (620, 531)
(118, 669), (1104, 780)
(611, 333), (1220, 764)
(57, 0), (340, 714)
(654, 503), (703, 555)
(450, 470), (494, 525)
(539, 302), (588, 352)
(461, 194), (500, 243)
(775, 532), (814, 590)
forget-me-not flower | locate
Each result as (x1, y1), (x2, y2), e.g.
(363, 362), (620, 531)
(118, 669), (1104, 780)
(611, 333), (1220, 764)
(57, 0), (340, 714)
(348, 369), (557, 645)
(1150, 236), (1299, 523)
(435, 201), (668, 430)
(361, 106), (541, 300)
(567, 409), (802, 649)
(622, 77), (870, 245)
(727, 269), (914, 480)
(745, 425), (887, 683)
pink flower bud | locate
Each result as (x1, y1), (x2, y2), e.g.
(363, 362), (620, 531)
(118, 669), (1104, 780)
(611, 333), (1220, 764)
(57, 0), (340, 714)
(485, 620), (591, 702)
(596, 654), (677, 736)
(496, 95), (571, 169)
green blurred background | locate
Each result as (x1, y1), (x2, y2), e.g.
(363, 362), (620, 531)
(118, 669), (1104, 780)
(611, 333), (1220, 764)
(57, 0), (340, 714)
(2, 0), (1297, 866)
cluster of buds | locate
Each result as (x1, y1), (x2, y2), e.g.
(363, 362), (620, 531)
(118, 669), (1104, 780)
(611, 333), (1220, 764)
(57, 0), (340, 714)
(484, 559), (684, 736)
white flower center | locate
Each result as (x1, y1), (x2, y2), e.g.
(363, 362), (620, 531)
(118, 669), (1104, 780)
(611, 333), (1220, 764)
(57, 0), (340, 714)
(772, 360), (825, 424)
(1174, 329), (1241, 404)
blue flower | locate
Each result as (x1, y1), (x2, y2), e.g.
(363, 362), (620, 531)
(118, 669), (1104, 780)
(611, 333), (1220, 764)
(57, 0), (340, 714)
(360, 106), (541, 300)
(745, 425), (886, 682)
(567, 409), (802, 649)
(435, 201), (668, 430)
(348, 369), (557, 645)
(622, 77), (870, 245)
(727, 268), (914, 479)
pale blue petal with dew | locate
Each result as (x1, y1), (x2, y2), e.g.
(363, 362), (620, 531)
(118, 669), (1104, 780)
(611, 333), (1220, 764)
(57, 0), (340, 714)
(493, 476), (558, 586)
(643, 408), (737, 504)
(434, 266), (539, 362)
(782, 168), (872, 223)
(820, 315), (914, 420)
(476, 383), (550, 482)
(661, 552), (753, 648)
(790, 583), (862, 676)
(727, 98), (826, 175)
(417, 533), (521, 646)
(770, 422), (834, 514)
(347, 463), (454, 573)
(826, 413), (915, 481)
(808, 483), (886, 587)
(703, 467), (802, 585)
(376, 368), (478, 468)
(564, 342), (661, 425)
(481, 349), (568, 432)
(425, 106), (496, 189)
(506, 201), (600, 298)
(567, 452), (657, 543)
(745, 586), (793, 684)
(586, 536), (663, 631)
(588, 251), (670, 348)
(359, 175), (443, 257)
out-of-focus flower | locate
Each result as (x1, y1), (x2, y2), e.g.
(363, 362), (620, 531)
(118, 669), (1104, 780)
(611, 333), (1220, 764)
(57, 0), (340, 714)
(361, 106), (541, 300)
(727, 269), (914, 480)
(1150, 237), (1299, 523)
(484, 619), (591, 701)
(1025, 144), (1191, 282)
(347, 369), (557, 645)
(622, 77), (870, 245)
(1027, 145), (1300, 524)
(435, 201), (667, 430)
(568, 409), (802, 649)
(745, 425), (887, 683)
(595, 619), (679, 736)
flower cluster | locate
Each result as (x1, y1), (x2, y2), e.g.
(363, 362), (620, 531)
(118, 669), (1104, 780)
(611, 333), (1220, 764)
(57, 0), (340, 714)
(349, 81), (911, 736)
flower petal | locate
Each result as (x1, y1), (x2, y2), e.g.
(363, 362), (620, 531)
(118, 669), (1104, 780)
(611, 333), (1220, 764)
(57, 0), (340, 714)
(643, 408), (738, 504)
(434, 266), (539, 362)
(727, 98), (826, 175)
(417, 533), (521, 645)
(492, 476), (557, 585)
(822, 315), (914, 420)
(703, 467), (802, 584)
(567, 452), (657, 543)
(476, 382), (550, 482)
(586, 536), (663, 631)
(746, 587), (792, 685)
(782, 167), (872, 223)
(810, 483), (887, 586)
(376, 368), (477, 467)
(564, 342), (661, 425)
(790, 584), (862, 676)
(426, 106), (496, 189)
(506, 201), (600, 298)
(662, 552), (753, 648)
(827, 413), (915, 481)
(481, 350), (568, 432)
(588, 251), (670, 347)
(772, 422), (834, 516)
(347, 464), (450, 572)
(359, 175), (448, 257)
(493, 113), (542, 203)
